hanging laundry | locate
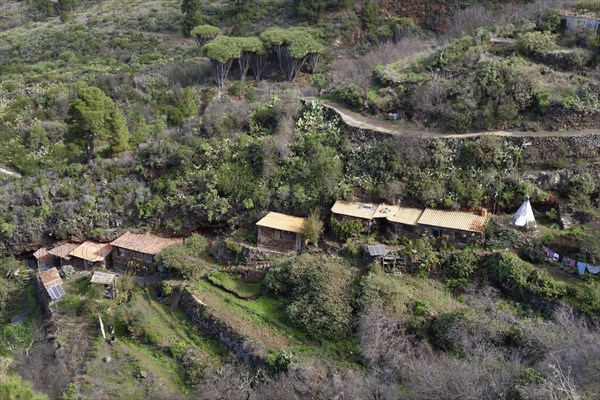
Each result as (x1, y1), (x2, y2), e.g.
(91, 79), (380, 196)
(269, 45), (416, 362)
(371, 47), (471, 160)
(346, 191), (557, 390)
(587, 265), (600, 274)
(552, 252), (560, 261)
(569, 259), (577, 267)
(577, 262), (587, 276)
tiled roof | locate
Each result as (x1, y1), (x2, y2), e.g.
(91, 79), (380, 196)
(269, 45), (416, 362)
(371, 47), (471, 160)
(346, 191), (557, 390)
(48, 242), (80, 260)
(256, 212), (307, 234)
(39, 267), (62, 288)
(417, 209), (487, 233)
(387, 207), (424, 226)
(110, 231), (184, 255)
(69, 241), (113, 262)
(331, 200), (378, 220)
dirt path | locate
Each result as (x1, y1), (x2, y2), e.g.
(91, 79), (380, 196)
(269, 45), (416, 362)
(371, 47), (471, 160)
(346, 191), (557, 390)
(307, 97), (600, 139)
(0, 166), (21, 178)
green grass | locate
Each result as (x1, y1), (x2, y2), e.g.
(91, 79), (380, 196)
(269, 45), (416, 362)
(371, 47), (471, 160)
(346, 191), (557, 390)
(207, 271), (263, 299)
(190, 278), (363, 366)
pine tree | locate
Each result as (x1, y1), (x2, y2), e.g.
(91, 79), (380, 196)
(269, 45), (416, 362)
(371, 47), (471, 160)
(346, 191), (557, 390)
(181, 0), (203, 36)
(362, 0), (379, 32)
(296, 0), (327, 23)
(66, 86), (130, 162)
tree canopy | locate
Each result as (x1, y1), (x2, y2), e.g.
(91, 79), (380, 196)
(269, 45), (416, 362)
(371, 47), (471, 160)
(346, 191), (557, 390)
(65, 86), (129, 162)
(202, 36), (242, 64)
(190, 24), (222, 47)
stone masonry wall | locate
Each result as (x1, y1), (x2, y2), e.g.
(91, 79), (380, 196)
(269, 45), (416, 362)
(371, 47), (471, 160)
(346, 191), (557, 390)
(178, 288), (267, 368)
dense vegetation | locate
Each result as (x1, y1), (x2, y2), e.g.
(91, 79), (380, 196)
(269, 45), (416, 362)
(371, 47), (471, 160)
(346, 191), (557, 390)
(1, 0), (600, 399)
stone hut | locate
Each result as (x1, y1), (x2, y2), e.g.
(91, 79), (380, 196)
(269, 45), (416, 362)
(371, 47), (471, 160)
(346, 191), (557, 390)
(388, 207), (489, 246)
(256, 212), (307, 253)
(69, 241), (113, 269)
(110, 231), (184, 271)
(47, 242), (80, 268)
(32, 247), (54, 270)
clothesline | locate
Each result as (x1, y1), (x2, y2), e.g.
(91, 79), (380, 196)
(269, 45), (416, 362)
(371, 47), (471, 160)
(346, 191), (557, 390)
(541, 246), (600, 276)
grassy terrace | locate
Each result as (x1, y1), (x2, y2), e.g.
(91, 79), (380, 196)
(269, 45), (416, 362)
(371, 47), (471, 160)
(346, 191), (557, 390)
(55, 273), (226, 398)
(188, 278), (360, 365)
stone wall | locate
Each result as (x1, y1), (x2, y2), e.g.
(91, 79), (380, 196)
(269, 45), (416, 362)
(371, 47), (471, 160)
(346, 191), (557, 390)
(178, 288), (267, 368)
(257, 226), (298, 253)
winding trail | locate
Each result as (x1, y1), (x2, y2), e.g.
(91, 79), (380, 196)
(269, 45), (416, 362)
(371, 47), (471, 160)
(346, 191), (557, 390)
(306, 97), (600, 139)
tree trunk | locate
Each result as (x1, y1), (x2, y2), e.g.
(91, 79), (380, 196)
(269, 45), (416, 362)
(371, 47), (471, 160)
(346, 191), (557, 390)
(212, 59), (234, 90)
(251, 54), (267, 82)
(308, 53), (319, 73)
(239, 51), (252, 84)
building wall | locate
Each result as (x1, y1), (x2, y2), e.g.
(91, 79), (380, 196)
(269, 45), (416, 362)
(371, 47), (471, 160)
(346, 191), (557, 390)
(257, 226), (300, 253)
(71, 257), (108, 270)
(112, 246), (154, 270)
(391, 222), (484, 246)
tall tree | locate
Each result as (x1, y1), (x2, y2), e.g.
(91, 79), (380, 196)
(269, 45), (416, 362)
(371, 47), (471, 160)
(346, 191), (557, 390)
(296, 0), (327, 23)
(236, 36), (266, 84)
(190, 24), (221, 48)
(181, 0), (203, 36)
(66, 86), (130, 162)
(261, 28), (323, 81)
(362, 0), (379, 32)
(202, 36), (242, 89)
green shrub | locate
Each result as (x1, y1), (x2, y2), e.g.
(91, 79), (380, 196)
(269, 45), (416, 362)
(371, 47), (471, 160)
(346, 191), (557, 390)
(517, 31), (558, 57)
(443, 250), (479, 291)
(486, 253), (567, 301)
(265, 254), (356, 340)
(330, 216), (363, 241)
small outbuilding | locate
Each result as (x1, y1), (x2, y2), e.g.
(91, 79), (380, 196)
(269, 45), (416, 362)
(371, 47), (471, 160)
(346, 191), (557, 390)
(48, 242), (80, 268)
(256, 212), (307, 253)
(39, 267), (65, 301)
(110, 231), (184, 270)
(91, 271), (118, 299)
(69, 241), (113, 269)
(32, 248), (54, 270)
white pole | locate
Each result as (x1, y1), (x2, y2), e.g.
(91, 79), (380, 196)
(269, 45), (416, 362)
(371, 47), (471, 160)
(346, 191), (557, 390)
(99, 316), (106, 340)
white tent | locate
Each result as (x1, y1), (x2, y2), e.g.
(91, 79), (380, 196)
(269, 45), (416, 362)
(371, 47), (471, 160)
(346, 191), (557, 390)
(512, 196), (536, 227)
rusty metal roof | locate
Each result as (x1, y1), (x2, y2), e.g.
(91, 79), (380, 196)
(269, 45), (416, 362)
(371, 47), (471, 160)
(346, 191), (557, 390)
(69, 241), (113, 262)
(48, 242), (80, 260)
(387, 207), (424, 226)
(331, 200), (379, 220)
(256, 212), (307, 233)
(39, 267), (62, 288)
(110, 231), (184, 255)
(417, 209), (488, 233)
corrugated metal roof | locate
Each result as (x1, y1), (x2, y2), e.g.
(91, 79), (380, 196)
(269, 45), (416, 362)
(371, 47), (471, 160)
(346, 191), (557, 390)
(417, 209), (487, 233)
(110, 231), (184, 255)
(69, 241), (113, 262)
(373, 204), (400, 219)
(39, 267), (62, 288)
(331, 200), (378, 220)
(256, 212), (307, 233)
(387, 207), (424, 225)
(48, 242), (80, 260)
(91, 271), (117, 285)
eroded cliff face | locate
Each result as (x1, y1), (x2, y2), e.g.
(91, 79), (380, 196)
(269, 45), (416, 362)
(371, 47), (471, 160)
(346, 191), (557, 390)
(378, 0), (518, 32)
